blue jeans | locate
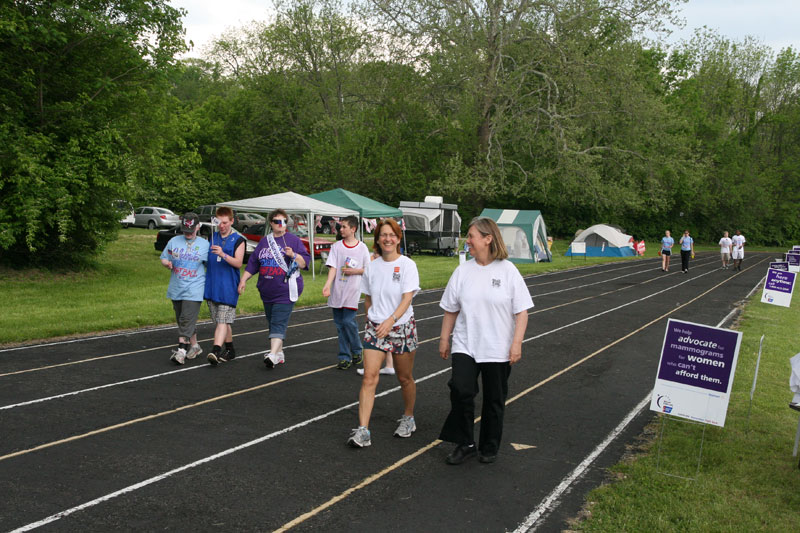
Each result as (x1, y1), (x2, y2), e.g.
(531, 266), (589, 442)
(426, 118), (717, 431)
(332, 308), (361, 362)
(262, 302), (294, 339)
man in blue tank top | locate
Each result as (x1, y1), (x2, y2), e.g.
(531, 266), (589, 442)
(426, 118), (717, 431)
(205, 206), (246, 365)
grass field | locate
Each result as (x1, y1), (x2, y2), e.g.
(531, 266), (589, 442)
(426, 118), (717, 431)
(573, 283), (800, 531)
(0, 229), (781, 345)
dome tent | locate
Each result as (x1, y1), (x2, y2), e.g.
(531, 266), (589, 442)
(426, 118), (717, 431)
(565, 224), (635, 257)
(479, 209), (551, 263)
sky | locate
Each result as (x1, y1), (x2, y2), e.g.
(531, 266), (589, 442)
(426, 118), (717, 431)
(169, 0), (800, 58)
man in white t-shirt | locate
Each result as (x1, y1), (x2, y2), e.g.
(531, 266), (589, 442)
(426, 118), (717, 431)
(323, 216), (371, 370)
(718, 231), (733, 269)
(731, 230), (746, 271)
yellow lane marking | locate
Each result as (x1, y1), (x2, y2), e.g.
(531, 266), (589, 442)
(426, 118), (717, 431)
(0, 365), (334, 463)
(274, 257), (767, 531)
(0, 257), (683, 378)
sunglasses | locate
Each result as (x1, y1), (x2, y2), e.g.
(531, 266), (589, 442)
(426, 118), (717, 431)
(272, 219), (286, 226)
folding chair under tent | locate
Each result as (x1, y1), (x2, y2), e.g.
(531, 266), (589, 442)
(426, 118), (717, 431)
(479, 208), (552, 263)
(218, 191), (358, 279)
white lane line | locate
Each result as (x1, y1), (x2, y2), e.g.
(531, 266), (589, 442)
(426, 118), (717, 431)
(527, 258), (660, 288)
(536, 256), (719, 298)
(512, 394), (653, 533)
(0, 258), (673, 377)
(0, 258), (721, 411)
(8, 368), (452, 533)
(0, 256), (659, 353)
(524, 266), (716, 343)
(0, 304), (328, 353)
(9, 259), (761, 531)
(511, 272), (768, 532)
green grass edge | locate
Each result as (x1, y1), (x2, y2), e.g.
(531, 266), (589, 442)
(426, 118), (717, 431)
(573, 283), (800, 532)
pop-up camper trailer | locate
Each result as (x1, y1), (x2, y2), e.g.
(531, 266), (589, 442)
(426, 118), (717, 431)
(399, 196), (461, 255)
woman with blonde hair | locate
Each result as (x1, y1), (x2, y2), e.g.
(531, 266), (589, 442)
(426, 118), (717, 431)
(347, 219), (420, 448)
(438, 217), (533, 464)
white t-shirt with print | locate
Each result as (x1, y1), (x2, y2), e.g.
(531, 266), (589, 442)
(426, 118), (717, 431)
(440, 259), (534, 363)
(732, 235), (746, 258)
(326, 239), (371, 309)
(718, 237), (732, 253)
(361, 255), (420, 325)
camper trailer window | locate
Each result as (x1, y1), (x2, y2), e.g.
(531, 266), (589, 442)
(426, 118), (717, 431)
(443, 210), (454, 232)
(403, 213), (427, 232)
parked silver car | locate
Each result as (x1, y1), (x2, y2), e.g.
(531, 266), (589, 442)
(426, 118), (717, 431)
(133, 206), (180, 229)
(234, 212), (266, 233)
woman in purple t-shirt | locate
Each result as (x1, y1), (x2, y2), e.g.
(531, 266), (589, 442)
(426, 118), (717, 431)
(239, 209), (311, 368)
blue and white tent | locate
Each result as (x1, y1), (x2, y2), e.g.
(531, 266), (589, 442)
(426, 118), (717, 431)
(565, 224), (635, 257)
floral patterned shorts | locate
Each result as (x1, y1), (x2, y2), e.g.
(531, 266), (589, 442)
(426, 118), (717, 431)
(363, 316), (418, 354)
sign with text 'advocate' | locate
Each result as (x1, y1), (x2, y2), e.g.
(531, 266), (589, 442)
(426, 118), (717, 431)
(761, 268), (796, 307)
(651, 319), (742, 427)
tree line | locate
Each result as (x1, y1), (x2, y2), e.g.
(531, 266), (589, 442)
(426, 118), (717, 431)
(2, 0), (799, 268)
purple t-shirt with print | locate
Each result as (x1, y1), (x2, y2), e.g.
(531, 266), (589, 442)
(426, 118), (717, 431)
(245, 232), (311, 304)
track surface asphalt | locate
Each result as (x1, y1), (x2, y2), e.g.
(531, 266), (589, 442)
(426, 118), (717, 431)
(1, 252), (771, 532)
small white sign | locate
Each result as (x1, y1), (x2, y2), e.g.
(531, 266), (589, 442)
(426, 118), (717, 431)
(571, 241), (586, 254)
(761, 268), (796, 307)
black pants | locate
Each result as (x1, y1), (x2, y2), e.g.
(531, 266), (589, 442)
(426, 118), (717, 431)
(439, 353), (511, 455)
(681, 250), (691, 271)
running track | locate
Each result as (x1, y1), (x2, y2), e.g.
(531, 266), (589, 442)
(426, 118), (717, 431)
(0, 252), (771, 531)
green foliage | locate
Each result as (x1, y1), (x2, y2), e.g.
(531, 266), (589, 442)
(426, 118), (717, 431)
(0, 0), (190, 268)
(5, 0), (800, 270)
(577, 287), (800, 532)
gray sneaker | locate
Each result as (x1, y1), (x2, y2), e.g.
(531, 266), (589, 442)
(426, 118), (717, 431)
(170, 348), (187, 365)
(394, 415), (416, 438)
(347, 427), (371, 448)
(186, 344), (202, 360)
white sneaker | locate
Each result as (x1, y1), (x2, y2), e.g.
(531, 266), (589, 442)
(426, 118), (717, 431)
(394, 415), (416, 438)
(264, 351), (285, 368)
(357, 368), (364, 375)
(347, 426), (371, 448)
(379, 367), (396, 375)
(186, 344), (202, 360)
(170, 348), (187, 365)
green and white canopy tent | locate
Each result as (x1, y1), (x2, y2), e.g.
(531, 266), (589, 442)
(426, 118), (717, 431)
(309, 188), (402, 219)
(479, 208), (551, 263)
(219, 191), (358, 278)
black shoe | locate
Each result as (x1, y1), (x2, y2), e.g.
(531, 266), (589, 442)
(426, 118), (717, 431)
(478, 453), (497, 464)
(352, 352), (363, 366)
(220, 347), (235, 362)
(337, 359), (351, 370)
(446, 443), (477, 465)
(207, 352), (219, 366)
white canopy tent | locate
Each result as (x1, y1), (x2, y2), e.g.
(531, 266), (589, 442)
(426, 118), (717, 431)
(219, 191), (358, 278)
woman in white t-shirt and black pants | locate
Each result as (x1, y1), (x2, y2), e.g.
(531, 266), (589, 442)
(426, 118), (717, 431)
(438, 217), (533, 464)
(347, 219), (420, 448)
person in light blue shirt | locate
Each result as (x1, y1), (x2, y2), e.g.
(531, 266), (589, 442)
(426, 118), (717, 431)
(679, 229), (694, 273)
(660, 230), (674, 272)
(160, 212), (209, 365)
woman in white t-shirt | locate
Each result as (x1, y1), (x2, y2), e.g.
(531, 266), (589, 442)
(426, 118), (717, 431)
(438, 217), (534, 465)
(347, 219), (420, 448)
